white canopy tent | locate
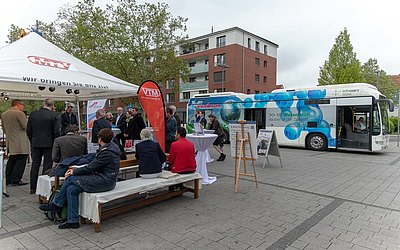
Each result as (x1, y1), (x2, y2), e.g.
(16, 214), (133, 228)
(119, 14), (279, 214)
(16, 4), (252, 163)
(0, 32), (139, 101)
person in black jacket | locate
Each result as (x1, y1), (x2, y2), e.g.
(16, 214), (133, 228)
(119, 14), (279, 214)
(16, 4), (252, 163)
(27, 98), (61, 193)
(40, 128), (120, 229)
(60, 105), (78, 135)
(131, 107), (146, 140)
(123, 110), (135, 141)
(113, 107), (126, 145)
(91, 109), (111, 143)
(135, 128), (166, 178)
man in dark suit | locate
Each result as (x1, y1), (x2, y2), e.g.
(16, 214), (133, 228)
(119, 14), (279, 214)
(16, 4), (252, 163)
(60, 105), (79, 135)
(91, 109), (111, 143)
(112, 107), (125, 145)
(169, 105), (181, 127)
(27, 98), (61, 193)
(52, 124), (88, 163)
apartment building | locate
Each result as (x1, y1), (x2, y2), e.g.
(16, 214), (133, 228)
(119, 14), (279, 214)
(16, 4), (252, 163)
(164, 27), (279, 124)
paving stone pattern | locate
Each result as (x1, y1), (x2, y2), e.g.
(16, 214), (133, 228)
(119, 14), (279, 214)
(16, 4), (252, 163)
(2, 142), (400, 249)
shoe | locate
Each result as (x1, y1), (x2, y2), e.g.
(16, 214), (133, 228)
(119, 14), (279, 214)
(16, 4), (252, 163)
(11, 181), (28, 186)
(58, 222), (79, 229)
(30, 189), (36, 194)
(39, 203), (62, 213)
(220, 153), (226, 161)
(216, 155), (223, 161)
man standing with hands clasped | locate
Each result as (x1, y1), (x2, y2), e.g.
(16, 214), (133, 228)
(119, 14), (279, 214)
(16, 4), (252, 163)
(1, 99), (30, 186)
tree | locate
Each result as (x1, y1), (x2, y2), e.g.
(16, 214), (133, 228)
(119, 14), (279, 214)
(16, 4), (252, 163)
(318, 28), (363, 85)
(6, 0), (190, 88)
(361, 58), (399, 99)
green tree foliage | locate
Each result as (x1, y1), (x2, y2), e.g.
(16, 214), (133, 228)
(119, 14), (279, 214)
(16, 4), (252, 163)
(7, 0), (189, 87)
(318, 28), (363, 85)
(361, 58), (399, 99)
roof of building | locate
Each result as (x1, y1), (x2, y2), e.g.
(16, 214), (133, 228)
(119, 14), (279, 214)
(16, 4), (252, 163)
(188, 26), (279, 47)
(390, 75), (400, 86)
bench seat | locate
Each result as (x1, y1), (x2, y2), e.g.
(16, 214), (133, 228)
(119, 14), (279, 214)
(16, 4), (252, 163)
(79, 172), (202, 232)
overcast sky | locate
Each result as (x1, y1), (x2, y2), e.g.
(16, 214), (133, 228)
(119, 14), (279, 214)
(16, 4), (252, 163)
(1, 0), (399, 88)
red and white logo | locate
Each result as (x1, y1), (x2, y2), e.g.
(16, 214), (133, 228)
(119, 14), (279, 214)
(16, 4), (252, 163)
(27, 56), (71, 70)
(142, 87), (161, 97)
(89, 102), (98, 108)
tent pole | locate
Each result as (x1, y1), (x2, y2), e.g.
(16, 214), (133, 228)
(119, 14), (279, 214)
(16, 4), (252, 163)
(76, 99), (81, 131)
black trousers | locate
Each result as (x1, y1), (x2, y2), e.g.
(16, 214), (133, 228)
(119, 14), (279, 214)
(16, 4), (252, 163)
(30, 147), (53, 190)
(6, 154), (28, 185)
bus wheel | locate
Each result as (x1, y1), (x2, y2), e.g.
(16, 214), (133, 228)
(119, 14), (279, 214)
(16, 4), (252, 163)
(307, 133), (327, 151)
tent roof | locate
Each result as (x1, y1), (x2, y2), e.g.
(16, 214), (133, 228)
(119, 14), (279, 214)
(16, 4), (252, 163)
(0, 32), (139, 101)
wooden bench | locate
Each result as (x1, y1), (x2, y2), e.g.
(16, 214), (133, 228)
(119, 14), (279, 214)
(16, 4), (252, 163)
(79, 172), (202, 232)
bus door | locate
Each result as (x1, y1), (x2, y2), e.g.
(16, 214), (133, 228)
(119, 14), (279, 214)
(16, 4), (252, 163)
(337, 97), (372, 150)
(244, 108), (266, 133)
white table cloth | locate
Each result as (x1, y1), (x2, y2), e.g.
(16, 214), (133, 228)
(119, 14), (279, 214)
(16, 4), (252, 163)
(36, 175), (65, 200)
(186, 134), (218, 185)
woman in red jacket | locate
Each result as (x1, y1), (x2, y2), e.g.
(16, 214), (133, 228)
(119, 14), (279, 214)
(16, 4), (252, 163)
(168, 127), (196, 174)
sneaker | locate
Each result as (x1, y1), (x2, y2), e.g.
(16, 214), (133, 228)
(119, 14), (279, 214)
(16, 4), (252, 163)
(58, 222), (80, 229)
(220, 153), (226, 161)
(39, 203), (62, 213)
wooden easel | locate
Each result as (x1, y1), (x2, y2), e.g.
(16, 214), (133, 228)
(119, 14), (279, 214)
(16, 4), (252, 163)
(234, 120), (259, 192)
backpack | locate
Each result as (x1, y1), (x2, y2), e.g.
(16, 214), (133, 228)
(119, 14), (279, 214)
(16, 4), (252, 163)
(44, 190), (67, 224)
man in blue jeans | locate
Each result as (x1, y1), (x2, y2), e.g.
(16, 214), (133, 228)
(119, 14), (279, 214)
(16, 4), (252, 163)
(39, 128), (120, 229)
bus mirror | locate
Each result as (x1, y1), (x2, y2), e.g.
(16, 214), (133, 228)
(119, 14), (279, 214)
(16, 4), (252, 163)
(376, 99), (394, 112)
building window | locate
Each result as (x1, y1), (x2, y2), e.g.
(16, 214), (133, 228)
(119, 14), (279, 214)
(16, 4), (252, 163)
(183, 92), (190, 100)
(247, 89), (251, 94)
(255, 41), (260, 52)
(213, 71), (225, 83)
(205, 43), (209, 50)
(189, 62), (196, 67)
(199, 90), (208, 94)
(255, 74), (260, 82)
(248, 38), (251, 49)
(189, 77), (196, 83)
(216, 36), (226, 47)
(166, 79), (174, 89)
(214, 54), (226, 66)
(264, 60), (268, 68)
(255, 58), (260, 66)
(205, 59), (208, 65)
(167, 93), (175, 102)
(215, 88), (225, 93)
(263, 76), (267, 83)
(255, 90), (259, 94)
(205, 75), (209, 81)
(264, 45), (268, 55)
(108, 99), (114, 107)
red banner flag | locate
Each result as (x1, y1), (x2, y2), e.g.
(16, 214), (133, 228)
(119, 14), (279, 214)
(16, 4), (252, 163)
(137, 80), (166, 152)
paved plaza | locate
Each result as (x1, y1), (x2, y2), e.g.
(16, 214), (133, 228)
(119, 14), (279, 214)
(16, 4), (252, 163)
(2, 143), (400, 250)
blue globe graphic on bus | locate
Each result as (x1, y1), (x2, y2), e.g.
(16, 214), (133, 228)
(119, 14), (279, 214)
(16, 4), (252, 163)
(220, 99), (241, 123)
(284, 122), (302, 140)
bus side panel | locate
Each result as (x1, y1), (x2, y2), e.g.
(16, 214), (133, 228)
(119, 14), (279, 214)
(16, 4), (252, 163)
(266, 99), (337, 148)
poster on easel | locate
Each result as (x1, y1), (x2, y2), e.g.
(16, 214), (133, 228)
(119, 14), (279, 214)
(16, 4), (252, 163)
(256, 129), (283, 168)
(229, 121), (258, 160)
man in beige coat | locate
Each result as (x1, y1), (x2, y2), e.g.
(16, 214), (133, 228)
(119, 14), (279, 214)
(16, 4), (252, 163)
(1, 99), (30, 186)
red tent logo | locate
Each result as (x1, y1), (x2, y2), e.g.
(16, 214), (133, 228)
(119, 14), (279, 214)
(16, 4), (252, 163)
(27, 56), (71, 70)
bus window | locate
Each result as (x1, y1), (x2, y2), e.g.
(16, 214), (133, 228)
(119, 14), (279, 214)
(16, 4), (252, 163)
(372, 104), (381, 136)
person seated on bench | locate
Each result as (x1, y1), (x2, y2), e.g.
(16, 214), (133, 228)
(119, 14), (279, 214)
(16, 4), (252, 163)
(39, 128), (120, 229)
(135, 129), (166, 178)
(354, 117), (367, 132)
(52, 124), (88, 164)
(169, 127), (196, 174)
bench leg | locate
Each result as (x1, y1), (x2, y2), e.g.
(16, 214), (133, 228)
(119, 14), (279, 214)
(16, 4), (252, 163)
(80, 216), (87, 225)
(194, 179), (199, 199)
(95, 204), (102, 233)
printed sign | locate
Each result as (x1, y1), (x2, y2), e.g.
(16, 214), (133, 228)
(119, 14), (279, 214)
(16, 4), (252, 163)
(86, 99), (107, 129)
(229, 121), (258, 160)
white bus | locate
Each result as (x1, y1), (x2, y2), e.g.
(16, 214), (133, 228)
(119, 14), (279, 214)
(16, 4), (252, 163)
(187, 83), (394, 151)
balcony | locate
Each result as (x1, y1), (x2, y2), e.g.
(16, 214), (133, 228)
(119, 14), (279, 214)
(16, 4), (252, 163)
(180, 81), (209, 91)
(190, 65), (209, 75)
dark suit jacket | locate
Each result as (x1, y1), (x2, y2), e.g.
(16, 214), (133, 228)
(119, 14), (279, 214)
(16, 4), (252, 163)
(174, 113), (181, 127)
(112, 114), (126, 131)
(60, 112), (78, 134)
(135, 140), (166, 175)
(52, 133), (88, 163)
(132, 114), (146, 140)
(91, 117), (111, 143)
(27, 108), (61, 148)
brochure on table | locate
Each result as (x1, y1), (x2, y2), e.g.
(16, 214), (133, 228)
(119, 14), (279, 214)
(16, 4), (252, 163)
(228, 121), (258, 159)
